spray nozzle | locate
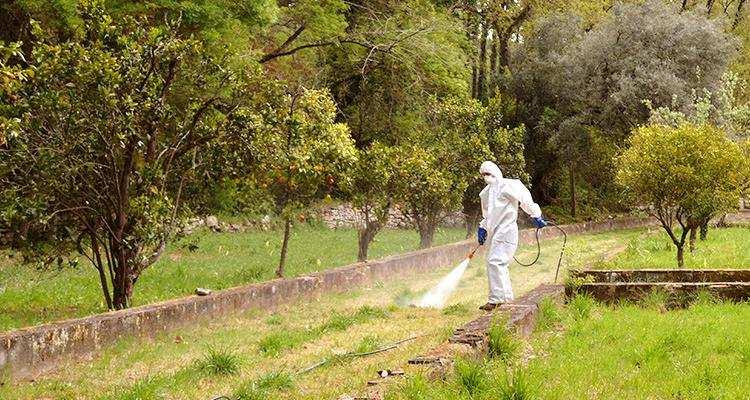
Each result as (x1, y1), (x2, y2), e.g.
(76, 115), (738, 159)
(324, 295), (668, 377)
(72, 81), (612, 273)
(466, 244), (480, 259)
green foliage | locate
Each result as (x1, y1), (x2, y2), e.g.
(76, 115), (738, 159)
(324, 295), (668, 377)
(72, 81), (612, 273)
(346, 142), (401, 260)
(248, 87), (357, 274)
(329, 0), (469, 146)
(251, 88), (357, 217)
(647, 72), (750, 143)
(511, 0), (736, 211)
(395, 96), (491, 247)
(617, 123), (746, 265)
(0, 1), (259, 308)
(0, 42), (28, 146)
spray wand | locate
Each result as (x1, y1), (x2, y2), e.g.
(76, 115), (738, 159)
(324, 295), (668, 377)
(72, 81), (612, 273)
(466, 244), (481, 260)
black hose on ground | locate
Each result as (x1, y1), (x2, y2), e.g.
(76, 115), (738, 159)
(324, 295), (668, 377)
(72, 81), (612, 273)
(512, 220), (568, 283)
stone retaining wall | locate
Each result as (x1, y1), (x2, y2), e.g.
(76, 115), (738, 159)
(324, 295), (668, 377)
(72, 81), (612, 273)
(0, 216), (657, 382)
(570, 269), (750, 283)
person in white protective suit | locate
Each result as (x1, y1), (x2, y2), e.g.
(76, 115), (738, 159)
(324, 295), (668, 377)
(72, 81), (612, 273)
(477, 161), (547, 311)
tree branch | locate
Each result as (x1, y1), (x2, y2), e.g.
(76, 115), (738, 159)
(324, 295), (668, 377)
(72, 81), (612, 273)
(259, 24), (307, 63)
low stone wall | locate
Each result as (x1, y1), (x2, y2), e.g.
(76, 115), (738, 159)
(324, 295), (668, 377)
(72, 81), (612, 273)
(449, 284), (565, 346)
(319, 204), (466, 229)
(568, 282), (750, 304)
(568, 268), (750, 304)
(0, 216), (657, 382)
(570, 269), (750, 283)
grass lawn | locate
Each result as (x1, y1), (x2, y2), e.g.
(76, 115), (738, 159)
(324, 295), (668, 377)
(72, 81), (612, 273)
(385, 226), (750, 400)
(0, 228), (639, 399)
(0, 224), (465, 333)
(596, 226), (750, 270)
(387, 296), (750, 400)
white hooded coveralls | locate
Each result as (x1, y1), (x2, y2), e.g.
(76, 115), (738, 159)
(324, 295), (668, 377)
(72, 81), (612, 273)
(479, 161), (542, 304)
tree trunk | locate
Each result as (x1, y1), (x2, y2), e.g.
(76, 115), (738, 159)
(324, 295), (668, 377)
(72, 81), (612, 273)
(418, 221), (437, 249)
(716, 213), (728, 228)
(357, 221), (381, 262)
(276, 218), (292, 278)
(700, 220), (709, 240)
(675, 226), (690, 269)
(488, 31), (498, 99)
(734, 0), (747, 29)
(689, 227), (697, 252)
(109, 241), (135, 310)
(471, 65), (478, 99)
(707, 0), (716, 14)
(90, 233), (114, 310)
(464, 210), (482, 239)
(476, 23), (488, 103)
(569, 164), (577, 219)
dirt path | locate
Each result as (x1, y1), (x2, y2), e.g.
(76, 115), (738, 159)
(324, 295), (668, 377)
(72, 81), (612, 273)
(1, 229), (645, 400)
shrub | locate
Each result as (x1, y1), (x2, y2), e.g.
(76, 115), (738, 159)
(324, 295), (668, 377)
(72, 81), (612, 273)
(617, 123), (746, 267)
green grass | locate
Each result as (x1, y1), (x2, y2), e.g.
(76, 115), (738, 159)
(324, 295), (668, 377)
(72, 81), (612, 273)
(0, 224), (464, 332)
(388, 296), (750, 400)
(522, 300), (750, 399)
(598, 226), (750, 269)
(258, 305), (390, 357)
(454, 357), (488, 395)
(0, 229), (647, 399)
(442, 302), (470, 316)
(487, 320), (520, 362)
(198, 346), (242, 375)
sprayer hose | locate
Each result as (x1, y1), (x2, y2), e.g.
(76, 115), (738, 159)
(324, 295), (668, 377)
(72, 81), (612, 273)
(512, 220), (568, 283)
(513, 228), (541, 267)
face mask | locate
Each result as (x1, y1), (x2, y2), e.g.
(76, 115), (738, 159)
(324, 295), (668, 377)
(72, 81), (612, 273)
(483, 175), (497, 185)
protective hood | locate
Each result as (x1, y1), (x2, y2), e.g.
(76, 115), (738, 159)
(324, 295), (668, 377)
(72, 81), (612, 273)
(480, 161), (503, 183)
(480, 161), (503, 215)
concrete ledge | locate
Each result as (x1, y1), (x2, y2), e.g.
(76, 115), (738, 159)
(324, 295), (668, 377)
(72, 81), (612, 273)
(570, 269), (750, 283)
(568, 282), (750, 304)
(449, 284), (565, 347)
(0, 216), (656, 382)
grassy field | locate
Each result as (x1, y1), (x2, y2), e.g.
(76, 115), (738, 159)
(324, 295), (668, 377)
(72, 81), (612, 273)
(0, 228), (641, 399)
(597, 226), (750, 270)
(0, 225), (465, 332)
(384, 226), (750, 400)
(387, 296), (750, 400)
